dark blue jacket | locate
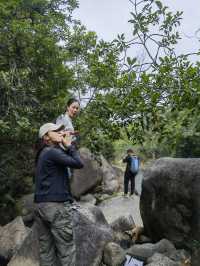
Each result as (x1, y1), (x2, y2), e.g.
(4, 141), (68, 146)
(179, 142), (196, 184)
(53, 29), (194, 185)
(34, 145), (83, 203)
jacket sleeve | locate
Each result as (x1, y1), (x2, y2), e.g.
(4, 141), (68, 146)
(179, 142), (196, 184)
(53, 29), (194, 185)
(51, 146), (84, 169)
(123, 156), (128, 163)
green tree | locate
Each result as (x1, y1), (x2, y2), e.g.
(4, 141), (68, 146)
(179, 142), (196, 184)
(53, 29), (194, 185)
(87, 0), (200, 159)
(0, 0), (80, 224)
(0, 0), (123, 223)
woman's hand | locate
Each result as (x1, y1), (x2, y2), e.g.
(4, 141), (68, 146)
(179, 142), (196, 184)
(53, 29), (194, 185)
(62, 131), (72, 147)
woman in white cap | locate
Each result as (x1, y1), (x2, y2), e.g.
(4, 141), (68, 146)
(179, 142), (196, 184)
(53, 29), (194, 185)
(34, 122), (83, 266)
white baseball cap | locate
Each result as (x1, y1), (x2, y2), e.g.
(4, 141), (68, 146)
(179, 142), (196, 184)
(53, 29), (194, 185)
(39, 123), (64, 138)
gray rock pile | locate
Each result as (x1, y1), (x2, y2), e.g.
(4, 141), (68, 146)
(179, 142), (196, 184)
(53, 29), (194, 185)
(1, 154), (199, 266)
(0, 206), (191, 266)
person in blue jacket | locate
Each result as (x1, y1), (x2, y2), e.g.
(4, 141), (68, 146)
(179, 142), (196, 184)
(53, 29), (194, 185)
(34, 122), (84, 266)
(123, 148), (139, 197)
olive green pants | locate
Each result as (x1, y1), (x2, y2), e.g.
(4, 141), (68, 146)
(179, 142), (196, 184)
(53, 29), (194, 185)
(35, 202), (77, 266)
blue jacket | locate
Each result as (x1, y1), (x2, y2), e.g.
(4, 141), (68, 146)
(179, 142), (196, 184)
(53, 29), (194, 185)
(34, 145), (83, 203)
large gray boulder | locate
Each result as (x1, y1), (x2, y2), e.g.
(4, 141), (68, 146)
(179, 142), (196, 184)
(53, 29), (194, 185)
(112, 165), (124, 191)
(8, 223), (39, 266)
(140, 158), (200, 248)
(71, 148), (120, 198)
(101, 157), (120, 194)
(0, 216), (29, 261)
(73, 205), (113, 266)
(70, 148), (103, 198)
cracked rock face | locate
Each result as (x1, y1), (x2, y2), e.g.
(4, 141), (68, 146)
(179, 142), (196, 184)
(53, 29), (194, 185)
(0, 216), (29, 261)
(140, 158), (200, 248)
(73, 205), (113, 266)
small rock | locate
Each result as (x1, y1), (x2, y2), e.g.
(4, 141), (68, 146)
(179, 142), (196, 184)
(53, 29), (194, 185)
(103, 242), (126, 266)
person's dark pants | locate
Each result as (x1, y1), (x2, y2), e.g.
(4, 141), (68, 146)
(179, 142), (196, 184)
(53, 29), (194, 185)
(124, 172), (136, 195)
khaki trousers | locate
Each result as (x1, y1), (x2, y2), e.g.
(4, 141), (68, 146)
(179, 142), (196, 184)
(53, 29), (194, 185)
(35, 202), (77, 266)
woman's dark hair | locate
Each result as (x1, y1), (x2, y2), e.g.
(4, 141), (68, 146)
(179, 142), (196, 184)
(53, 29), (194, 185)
(66, 98), (80, 108)
(127, 148), (133, 153)
(34, 138), (47, 165)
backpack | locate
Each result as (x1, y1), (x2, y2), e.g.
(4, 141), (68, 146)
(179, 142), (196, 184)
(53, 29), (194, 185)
(130, 156), (139, 174)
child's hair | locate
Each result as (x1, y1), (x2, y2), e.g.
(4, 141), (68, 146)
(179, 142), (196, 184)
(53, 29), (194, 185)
(127, 148), (133, 153)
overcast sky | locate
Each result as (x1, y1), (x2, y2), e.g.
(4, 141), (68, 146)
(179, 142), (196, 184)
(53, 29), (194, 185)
(74, 0), (200, 60)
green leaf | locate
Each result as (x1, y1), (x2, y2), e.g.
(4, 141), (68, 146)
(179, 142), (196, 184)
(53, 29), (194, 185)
(155, 1), (163, 10)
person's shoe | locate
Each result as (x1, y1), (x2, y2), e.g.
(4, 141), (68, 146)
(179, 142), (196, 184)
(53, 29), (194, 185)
(123, 193), (128, 198)
(129, 194), (134, 198)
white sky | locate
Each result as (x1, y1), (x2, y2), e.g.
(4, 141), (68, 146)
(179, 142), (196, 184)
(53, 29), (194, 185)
(74, 0), (200, 61)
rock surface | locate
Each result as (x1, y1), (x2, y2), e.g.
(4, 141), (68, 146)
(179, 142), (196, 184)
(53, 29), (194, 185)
(99, 195), (143, 226)
(146, 253), (180, 266)
(8, 223), (39, 266)
(111, 165), (124, 191)
(110, 215), (135, 232)
(101, 156), (120, 194)
(140, 158), (200, 248)
(0, 216), (29, 261)
(73, 205), (113, 266)
(71, 148), (120, 198)
(103, 242), (126, 266)
(71, 148), (103, 198)
(127, 239), (176, 261)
